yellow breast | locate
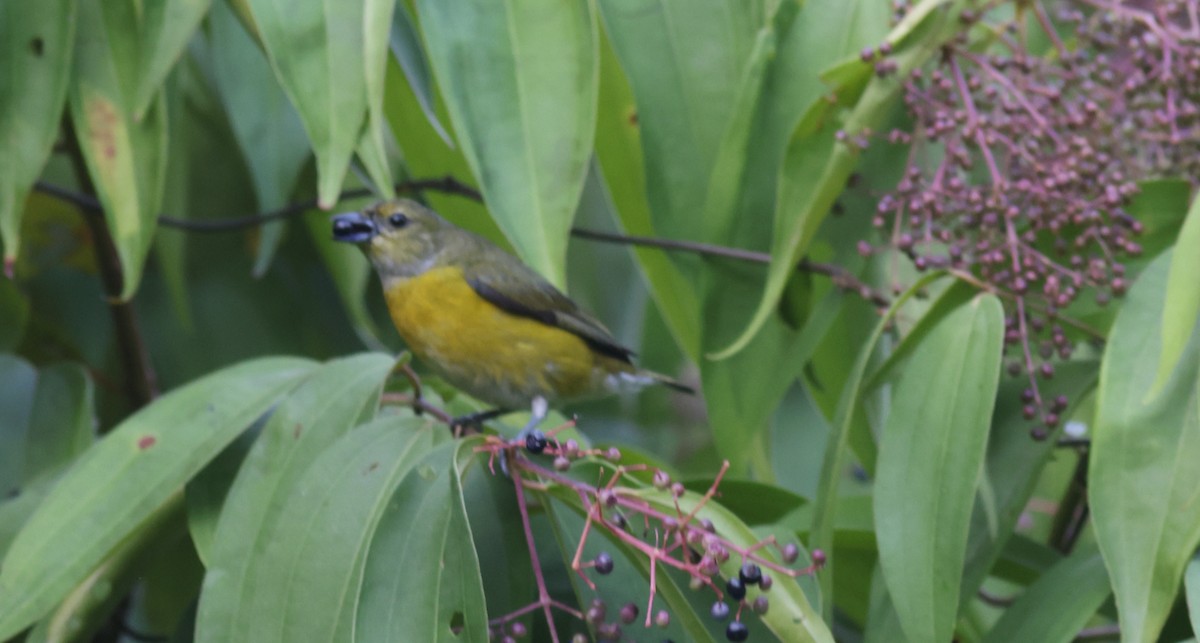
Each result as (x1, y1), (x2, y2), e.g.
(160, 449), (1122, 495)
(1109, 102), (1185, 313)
(382, 266), (625, 408)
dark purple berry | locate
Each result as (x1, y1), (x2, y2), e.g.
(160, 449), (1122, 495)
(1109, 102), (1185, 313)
(726, 621), (749, 642)
(524, 430), (547, 454)
(726, 577), (747, 601)
(594, 552), (614, 575)
(739, 563), (762, 586)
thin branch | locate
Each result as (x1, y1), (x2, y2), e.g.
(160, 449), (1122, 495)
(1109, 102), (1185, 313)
(34, 179), (891, 307)
(572, 228), (892, 308)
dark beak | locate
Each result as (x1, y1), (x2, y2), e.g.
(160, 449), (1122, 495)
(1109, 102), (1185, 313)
(331, 211), (377, 243)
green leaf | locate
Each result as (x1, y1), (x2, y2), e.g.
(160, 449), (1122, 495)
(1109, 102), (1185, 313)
(243, 0), (374, 208)
(874, 294), (1004, 643)
(241, 415), (438, 643)
(194, 353), (394, 642)
(185, 418), (261, 565)
(356, 440), (488, 642)
(712, 0), (972, 359)
(69, 0), (169, 300)
(416, 0), (598, 288)
(354, 0), (399, 200)
(960, 361), (1099, 601)
(1091, 251), (1200, 642)
(22, 498), (187, 643)
(381, 56), (503, 246)
(809, 271), (949, 617)
(1154, 193), (1200, 393)
(597, 0), (760, 240)
(389, 2), (451, 146)
(982, 546), (1110, 643)
(207, 0), (309, 277)
(593, 33), (700, 360)
(131, 0), (211, 120)
(0, 0), (75, 267)
(0, 356), (315, 639)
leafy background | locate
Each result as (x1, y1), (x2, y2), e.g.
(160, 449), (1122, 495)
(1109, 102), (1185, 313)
(1, 0), (1198, 641)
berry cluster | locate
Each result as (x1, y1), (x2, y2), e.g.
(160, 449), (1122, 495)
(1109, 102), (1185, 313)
(477, 428), (824, 642)
(857, 0), (1200, 433)
(1069, 0), (1200, 179)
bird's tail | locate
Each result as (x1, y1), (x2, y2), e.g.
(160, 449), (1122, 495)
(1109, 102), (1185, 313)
(643, 370), (696, 395)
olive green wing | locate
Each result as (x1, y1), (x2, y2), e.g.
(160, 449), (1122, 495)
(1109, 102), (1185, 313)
(463, 261), (634, 364)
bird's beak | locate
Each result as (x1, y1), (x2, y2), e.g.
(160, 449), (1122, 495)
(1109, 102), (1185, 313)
(331, 211), (377, 244)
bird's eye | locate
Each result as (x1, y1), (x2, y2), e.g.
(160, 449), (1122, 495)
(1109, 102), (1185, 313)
(389, 213), (409, 228)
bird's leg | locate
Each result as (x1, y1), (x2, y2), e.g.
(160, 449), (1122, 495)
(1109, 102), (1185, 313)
(450, 407), (509, 431)
(500, 396), (550, 477)
(513, 396), (549, 445)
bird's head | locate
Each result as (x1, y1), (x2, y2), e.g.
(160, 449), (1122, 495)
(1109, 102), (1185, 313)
(331, 199), (452, 279)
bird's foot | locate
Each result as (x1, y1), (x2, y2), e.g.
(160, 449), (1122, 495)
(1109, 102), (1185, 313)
(500, 397), (550, 477)
(450, 408), (508, 433)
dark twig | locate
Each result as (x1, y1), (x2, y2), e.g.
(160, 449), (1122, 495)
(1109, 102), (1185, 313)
(34, 178), (891, 307)
(1049, 449), (1091, 554)
(60, 123), (158, 410)
(571, 228), (892, 308)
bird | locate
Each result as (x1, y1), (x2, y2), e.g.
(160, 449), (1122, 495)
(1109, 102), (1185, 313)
(331, 198), (693, 435)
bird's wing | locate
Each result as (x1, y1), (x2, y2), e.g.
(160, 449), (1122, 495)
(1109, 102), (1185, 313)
(464, 263), (635, 364)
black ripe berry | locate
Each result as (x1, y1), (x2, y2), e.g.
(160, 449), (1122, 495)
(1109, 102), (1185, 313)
(726, 576), (747, 601)
(524, 430), (548, 454)
(739, 563), (762, 586)
(594, 551), (614, 575)
(726, 620), (749, 642)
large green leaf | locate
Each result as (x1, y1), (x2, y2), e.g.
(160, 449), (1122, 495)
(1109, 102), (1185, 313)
(874, 294), (1004, 643)
(243, 0), (375, 207)
(68, 0), (169, 300)
(194, 353), (394, 642)
(131, 0), (211, 120)
(0, 356), (316, 639)
(982, 546), (1110, 643)
(1154, 193), (1200, 392)
(597, 0), (759, 240)
(207, 0), (310, 277)
(380, 55), (502, 245)
(356, 0), (398, 200)
(809, 272), (951, 617)
(356, 440), (487, 642)
(713, 0), (972, 359)
(389, 1), (451, 146)
(960, 361), (1099, 600)
(593, 32), (700, 360)
(240, 415), (438, 643)
(0, 0), (75, 267)
(416, 0), (598, 288)
(1091, 251), (1200, 642)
